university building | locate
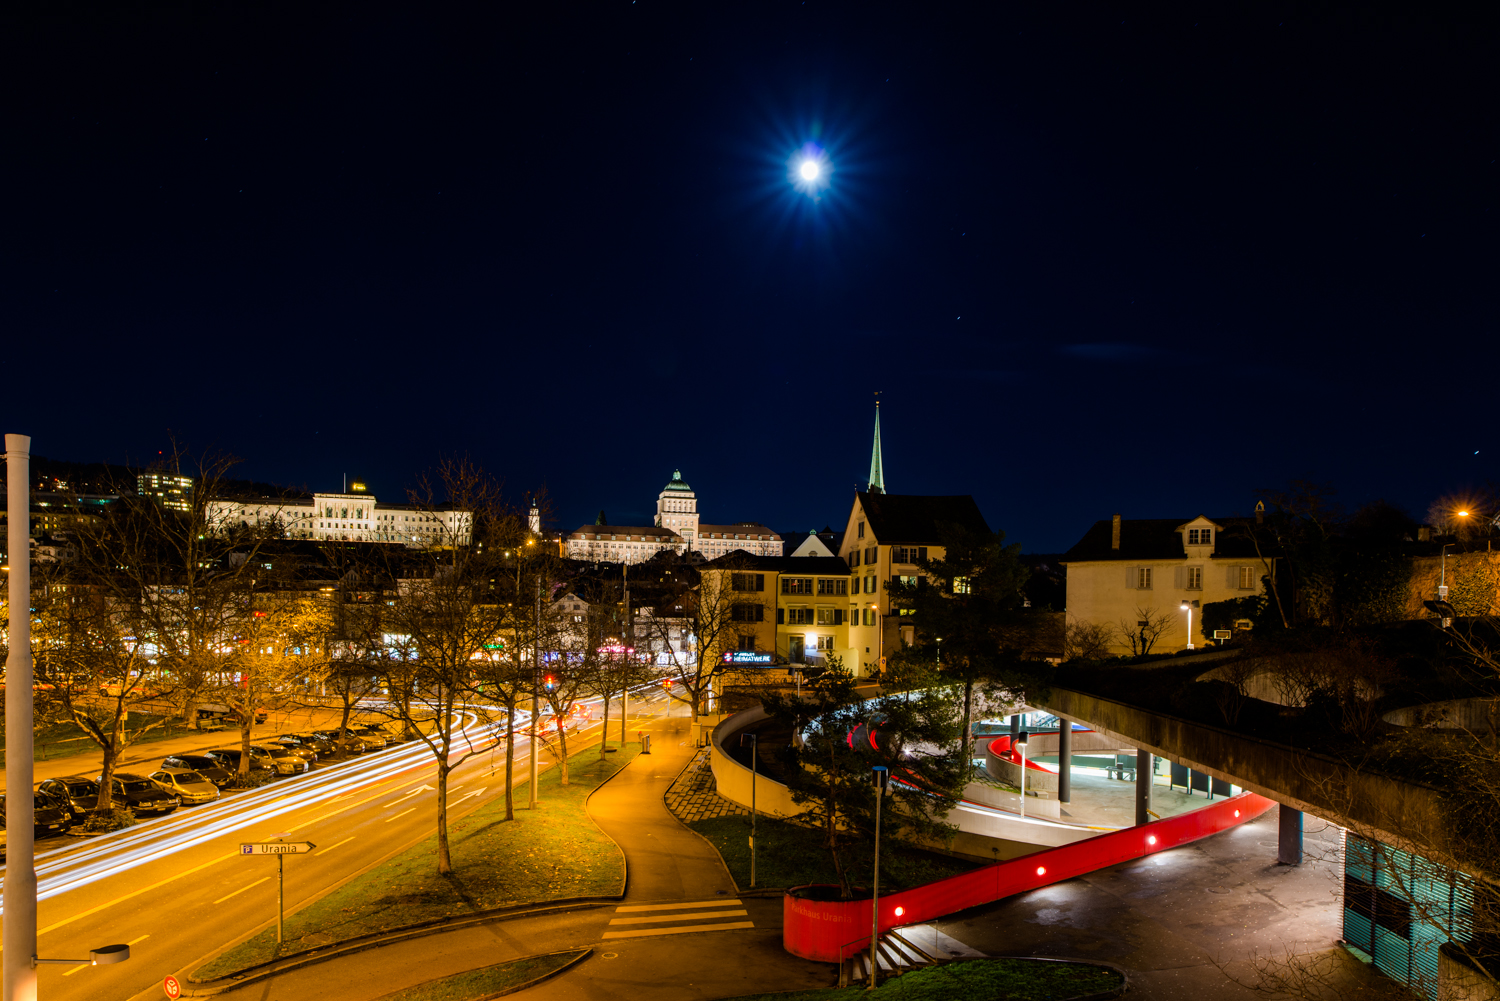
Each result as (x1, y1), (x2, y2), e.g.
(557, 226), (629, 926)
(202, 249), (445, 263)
(564, 470), (781, 564)
(206, 483), (471, 548)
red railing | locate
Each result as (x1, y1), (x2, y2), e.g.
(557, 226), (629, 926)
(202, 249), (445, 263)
(988, 734), (1058, 774)
(784, 790), (1276, 962)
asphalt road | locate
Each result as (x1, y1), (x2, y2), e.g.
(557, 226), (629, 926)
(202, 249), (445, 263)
(2, 692), (678, 1001)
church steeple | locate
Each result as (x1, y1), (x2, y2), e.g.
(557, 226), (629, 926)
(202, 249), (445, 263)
(867, 395), (886, 494)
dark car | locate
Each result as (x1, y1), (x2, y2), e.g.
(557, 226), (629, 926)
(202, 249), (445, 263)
(37, 777), (100, 821)
(0, 792), (73, 837)
(271, 734), (324, 762)
(161, 754), (234, 788)
(207, 747), (275, 775)
(349, 724), (391, 749)
(94, 773), (180, 815)
(251, 744), (310, 775)
(284, 733), (337, 756)
(310, 729), (372, 754)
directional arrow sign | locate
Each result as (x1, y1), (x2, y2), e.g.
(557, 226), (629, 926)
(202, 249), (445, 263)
(240, 842), (316, 855)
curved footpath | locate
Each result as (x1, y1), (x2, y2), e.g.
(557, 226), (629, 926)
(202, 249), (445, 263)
(154, 709), (831, 1001)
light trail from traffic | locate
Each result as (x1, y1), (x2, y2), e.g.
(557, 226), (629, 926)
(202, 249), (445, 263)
(1, 682), (672, 914)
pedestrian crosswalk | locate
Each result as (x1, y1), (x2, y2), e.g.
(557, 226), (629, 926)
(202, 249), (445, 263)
(601, 898), (754, 939)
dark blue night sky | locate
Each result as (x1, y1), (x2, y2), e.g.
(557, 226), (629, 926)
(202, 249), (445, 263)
(3, 3), (1495, 551)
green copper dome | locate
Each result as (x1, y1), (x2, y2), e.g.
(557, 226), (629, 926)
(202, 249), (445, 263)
(662, 469), (694, 493)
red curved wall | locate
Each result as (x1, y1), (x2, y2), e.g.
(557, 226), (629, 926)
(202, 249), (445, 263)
(989, 735), (1058, 774)
(783, 791), (1276, 963)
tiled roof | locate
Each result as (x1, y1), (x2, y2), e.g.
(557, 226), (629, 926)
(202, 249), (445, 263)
(858, 492), (990, 544)
(1061, 517), (1271, 562)
(569, 526), (681, 541)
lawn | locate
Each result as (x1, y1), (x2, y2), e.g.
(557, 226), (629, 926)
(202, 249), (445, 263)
(724, 958), (1123, 1000)
(689, 814), (979, 892)
(373, 950), (587, 1001)
(0, 712), (207, 765)
(194, 742), (640, 981)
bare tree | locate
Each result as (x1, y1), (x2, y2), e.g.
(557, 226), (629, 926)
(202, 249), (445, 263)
(381, 457), (512, 875)
(1063, 618), (1114, 661)
(1116, 606), (1173, 656)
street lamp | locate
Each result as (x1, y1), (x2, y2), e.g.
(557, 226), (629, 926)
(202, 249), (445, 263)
(1015, 731), (1029, 818)
(741, 732), (758, 887)
(1180, 600), (1195, 650)
(32, 944), (131, 970)
(868, 765), (891, 990)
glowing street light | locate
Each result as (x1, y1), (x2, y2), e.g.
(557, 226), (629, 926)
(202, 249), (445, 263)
(799, 160), (819, 181)
(1180, 600), (1195, 651)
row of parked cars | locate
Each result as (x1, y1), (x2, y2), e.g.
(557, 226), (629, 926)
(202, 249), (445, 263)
(1, 723), (403, 855)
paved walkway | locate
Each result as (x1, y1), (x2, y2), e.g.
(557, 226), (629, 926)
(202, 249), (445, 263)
(924, 806), (1386, 1000)
(663, 746), (749, 824)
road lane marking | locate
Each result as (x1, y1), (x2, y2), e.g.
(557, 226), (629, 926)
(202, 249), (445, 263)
(602, 921), (755, 940)
(314, 836), (356, 856)
(213, 876), (272, 904)
(386, 807), (416, 823)
(37, 850), (238, 938)
(128, 934), (151, 945)
(61, 964), (89, 977)
(609, 909), (748, 925)
(615, 899), (743, 912)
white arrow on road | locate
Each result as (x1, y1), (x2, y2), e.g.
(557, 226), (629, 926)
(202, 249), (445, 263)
(447, 787), (487, 807)
(394, 784), (434, 802)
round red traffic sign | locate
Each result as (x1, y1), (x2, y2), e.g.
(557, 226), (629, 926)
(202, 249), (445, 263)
(163, 973), (182, 999)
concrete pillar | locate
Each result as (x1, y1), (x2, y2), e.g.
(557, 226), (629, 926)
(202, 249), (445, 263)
(1057, 722), (1072, 804)
(1135, 749), (1151, 826)
(1278, 806), (1303, 865)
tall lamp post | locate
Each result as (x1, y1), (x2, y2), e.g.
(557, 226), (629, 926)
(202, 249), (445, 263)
(868, 764), (890, 990)
(1180, 599), (1196, 651)
(741, 731), (758, 887)
(1015, 731), (1029, 818)
(5, 434), (36, 1001)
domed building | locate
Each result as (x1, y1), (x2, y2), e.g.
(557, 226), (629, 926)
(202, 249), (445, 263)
(564, 470), (781, 564)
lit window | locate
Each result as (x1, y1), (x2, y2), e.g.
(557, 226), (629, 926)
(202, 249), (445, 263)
(953, 576), (971, 595)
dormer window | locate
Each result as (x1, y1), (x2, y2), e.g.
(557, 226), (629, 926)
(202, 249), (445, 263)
(1187, 528), (1213, 546)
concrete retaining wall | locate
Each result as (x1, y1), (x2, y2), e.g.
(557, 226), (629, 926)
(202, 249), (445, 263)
(710, 706), (802, 819)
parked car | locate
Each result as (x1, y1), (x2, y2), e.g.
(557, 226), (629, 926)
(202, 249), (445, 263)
(0, 792), (73, 836)
(207, 747), (275, 775)
(94, 774), (180, 815)
(34, 784), (82, 826)
(197, 703), (269, 725)
(271, 734), (323, 762)
(161, 754), (234, 788)
(252, 744), (310, 775)
(282, 732), (337, 757)
(347, 724), (389, 749)
(148, 767), (221, 805)
(310, 729), (372, 754)
(38, 777), (101, 818)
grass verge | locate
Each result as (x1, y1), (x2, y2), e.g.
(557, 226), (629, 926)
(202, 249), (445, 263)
(723, 958), (1123, 1000)
(688, 814), (979, 892)
(373, 950), (587, 1001)
(194, 741), (640, 981)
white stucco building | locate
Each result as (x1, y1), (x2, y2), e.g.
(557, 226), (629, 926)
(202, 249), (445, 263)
(207, 487), (471, 548)
(564, 470), (781, 564)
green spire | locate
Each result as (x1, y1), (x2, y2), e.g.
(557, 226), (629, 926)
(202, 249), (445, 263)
(868, 400), (885, 494)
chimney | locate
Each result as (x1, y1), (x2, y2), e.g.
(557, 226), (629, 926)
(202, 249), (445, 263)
(1111, 514), (1121, 551)
(1255, 500), (1265, 525)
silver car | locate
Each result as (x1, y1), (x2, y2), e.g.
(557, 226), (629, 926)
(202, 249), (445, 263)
(252, 745), (310, 775)
(149, 767), (221, 805)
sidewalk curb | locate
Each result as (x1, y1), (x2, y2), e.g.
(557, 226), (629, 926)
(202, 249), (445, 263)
(371, 947), (593, 1001)
(662, 745), (789, 899)
(179, 902), (612, 996)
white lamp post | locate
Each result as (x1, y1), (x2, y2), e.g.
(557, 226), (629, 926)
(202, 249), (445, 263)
(1015, 731), (1029, 818)
(1180, 600), (1195, 650)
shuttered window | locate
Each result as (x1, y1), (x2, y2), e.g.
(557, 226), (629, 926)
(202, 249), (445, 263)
(1126, 566), (1153, 589)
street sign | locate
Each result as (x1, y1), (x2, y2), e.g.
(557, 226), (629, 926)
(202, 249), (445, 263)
(162, 973), (182, 999)
(240, 842), (316, 855)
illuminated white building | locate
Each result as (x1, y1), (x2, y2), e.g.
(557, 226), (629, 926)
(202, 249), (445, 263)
(207, 486), (470, 548)
(564, 470), (780, 564)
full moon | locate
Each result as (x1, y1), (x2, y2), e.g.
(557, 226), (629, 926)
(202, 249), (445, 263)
(799, 160), (819, 181)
